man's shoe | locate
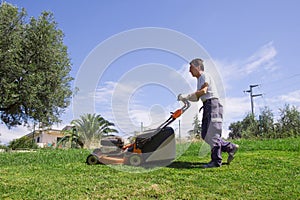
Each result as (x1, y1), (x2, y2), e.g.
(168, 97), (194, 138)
(202, 161), (220, 168)
(227, 144), (239, 164)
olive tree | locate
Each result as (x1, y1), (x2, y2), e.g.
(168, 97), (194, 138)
(0, 3), (73, 128)
(258, 106), (274, 137)
(277, 104), (300, 137)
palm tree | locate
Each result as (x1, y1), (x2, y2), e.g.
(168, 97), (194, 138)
(71, 113), (118, 148)
(56, 126), (84, 149)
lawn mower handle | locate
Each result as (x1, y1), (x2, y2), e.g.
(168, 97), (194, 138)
(157, 98), (190, 129)
(170, 99), (190, 119)
(180, 99), (190, 113)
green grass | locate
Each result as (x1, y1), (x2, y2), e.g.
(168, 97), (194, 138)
(0, 138), (299, 200)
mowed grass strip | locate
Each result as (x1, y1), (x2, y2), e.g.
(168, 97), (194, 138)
(0, 138), (299, 199)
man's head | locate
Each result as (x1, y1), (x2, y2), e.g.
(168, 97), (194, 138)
(189, 58), (204, 78)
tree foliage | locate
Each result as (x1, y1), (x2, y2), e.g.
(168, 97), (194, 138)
(228, 121), (242, 139)
(0, 3), (73, 128)
(228, 104), (300, 139)
(258, 106), (274, 137)
(8, 136), (38, 150)
(278, 104), (300, 137)
(57, 126), (84, 149)
(189, 114), (201, 139)
(71, 113), (118, 148)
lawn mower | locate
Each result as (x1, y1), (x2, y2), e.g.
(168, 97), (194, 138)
(86, 98), (190, 167)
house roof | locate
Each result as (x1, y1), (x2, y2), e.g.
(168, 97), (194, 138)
(62, 125), (76, 131)
(25, 129), (64, 138)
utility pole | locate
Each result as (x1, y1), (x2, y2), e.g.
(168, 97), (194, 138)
(140, 122), (143, 134)
(244, 84), (263, 115)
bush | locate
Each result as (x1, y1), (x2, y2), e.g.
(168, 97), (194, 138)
(229, 104), (300, 139)
(8, 137), (38, 150)
(0, 144), (8, 152)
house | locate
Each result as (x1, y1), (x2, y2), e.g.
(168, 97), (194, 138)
(25, 128), (65, 148)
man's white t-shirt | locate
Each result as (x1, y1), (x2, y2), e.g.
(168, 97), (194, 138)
(197, 72), (219, 102)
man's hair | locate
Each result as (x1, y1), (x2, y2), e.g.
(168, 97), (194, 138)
(190, 58), (204, 71)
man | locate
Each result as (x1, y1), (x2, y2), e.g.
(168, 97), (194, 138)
(179, 58), (239, 168)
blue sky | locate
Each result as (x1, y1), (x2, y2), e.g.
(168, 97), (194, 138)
(1, 0), (300, 144)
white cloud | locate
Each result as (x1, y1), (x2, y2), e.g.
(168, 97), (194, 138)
(94, 81), (116, 104)
(0, 125), (30, 145)
(223, 97), (251, 121)
(217, 42), (278, 88)
(244, 41), (277, 74)
(278, 90), (300, 103)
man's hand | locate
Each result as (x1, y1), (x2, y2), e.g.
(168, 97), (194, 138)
(177, 94), (186, 101)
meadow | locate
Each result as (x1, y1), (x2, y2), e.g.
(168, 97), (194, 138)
(0, 138), (299, 199)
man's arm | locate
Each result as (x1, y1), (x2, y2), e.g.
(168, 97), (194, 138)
(178, 83), (208, 102)
(195, 82), (208, 98)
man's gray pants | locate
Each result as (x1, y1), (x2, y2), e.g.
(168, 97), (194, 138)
(201, 98), (235, 166)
